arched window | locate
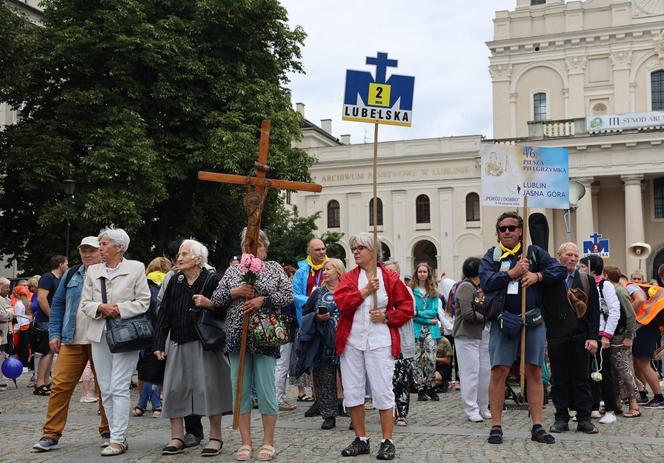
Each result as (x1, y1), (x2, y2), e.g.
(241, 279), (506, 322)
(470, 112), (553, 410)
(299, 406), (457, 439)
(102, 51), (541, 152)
(533, 92), (547, 121)
(466, 192), (480, 222)
(327, 200), (340, 228)
(652, 71), (664, 111)
(655, 178), (664, 219)
(416, 194), (430, 224)
(369, 198), (383, 226)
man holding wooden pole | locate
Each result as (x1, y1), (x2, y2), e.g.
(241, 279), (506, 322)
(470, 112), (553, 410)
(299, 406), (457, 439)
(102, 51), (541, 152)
(479, 211), (565, 445)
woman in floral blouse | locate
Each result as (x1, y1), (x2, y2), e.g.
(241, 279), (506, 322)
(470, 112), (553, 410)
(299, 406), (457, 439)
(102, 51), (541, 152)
(211, 229), (292, 462)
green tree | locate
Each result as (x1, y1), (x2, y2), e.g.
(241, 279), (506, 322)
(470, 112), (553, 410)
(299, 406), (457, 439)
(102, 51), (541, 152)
(264, 207), (319, 268)
(0, 0), (311, 273)
(321, 230), (345, 258)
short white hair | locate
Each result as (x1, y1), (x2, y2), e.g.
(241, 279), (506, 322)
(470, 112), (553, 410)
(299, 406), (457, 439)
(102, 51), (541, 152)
(0, 277), (10, 286)
(383, 260), (400, 273)
(349, 232), (379, 253)
(180, 239), (208, 268)
(98, 226), (130, 253)
(556, 242), (579, 257)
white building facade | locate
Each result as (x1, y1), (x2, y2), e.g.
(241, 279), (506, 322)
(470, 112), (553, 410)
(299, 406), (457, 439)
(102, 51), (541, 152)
(294, 0), (664, 280)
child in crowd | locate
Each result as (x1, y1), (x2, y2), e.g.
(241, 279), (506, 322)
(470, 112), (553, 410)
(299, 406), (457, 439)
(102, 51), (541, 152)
(79, 361), (97, 403)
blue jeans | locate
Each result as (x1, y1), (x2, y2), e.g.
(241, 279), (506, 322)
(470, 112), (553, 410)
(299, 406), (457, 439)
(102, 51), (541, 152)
(137, 382), (161, 411)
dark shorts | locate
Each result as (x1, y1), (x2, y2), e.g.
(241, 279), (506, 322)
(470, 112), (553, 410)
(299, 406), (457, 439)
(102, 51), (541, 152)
(489, 319), (546, 368)
(29, 326), (50, 355)
(633, 323), (660, 359)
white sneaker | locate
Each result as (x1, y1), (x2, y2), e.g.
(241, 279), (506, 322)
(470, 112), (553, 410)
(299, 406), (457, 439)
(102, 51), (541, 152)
(480, 410), (492, 419)
(599, 411), (616, 424)
(468, 414), (483, 422)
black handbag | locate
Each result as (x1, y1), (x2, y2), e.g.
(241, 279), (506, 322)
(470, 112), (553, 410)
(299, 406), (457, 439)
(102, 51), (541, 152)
(190, 272), (226, 351)
(137, 351), (166, 385)
(191, 307), (226, 351)
(102, 277), (155, 354)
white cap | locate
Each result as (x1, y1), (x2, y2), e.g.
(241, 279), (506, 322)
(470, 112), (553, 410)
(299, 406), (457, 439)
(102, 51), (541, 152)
(78, 236), (100, 248)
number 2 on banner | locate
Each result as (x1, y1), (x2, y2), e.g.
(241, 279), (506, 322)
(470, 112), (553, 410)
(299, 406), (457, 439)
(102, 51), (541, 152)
(369, 83), (391, 107)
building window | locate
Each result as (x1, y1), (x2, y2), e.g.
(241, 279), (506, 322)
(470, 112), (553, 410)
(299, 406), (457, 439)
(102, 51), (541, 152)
(652, 71), (664, 111)
(369, 197), (383, 226)
(327, 200), (340, 228)
(533, 92), (547, 121)
(415, 194), (430, 224)
(466, 192), (480, 222)
(655, 178), (664, 219)
(531, 0), (545, 4)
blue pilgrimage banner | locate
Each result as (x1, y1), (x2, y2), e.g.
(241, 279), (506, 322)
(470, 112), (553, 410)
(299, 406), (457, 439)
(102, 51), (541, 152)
(481, 144), (569, 209)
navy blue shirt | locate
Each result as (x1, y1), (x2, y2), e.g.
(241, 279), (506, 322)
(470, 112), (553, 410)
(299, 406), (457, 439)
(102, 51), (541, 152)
(36, 271), (60, 324)
(480, 245), (565, 316)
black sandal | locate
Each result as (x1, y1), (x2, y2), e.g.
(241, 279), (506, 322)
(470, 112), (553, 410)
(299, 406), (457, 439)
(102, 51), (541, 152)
(531, 425), (555, 444)
(487, 426), (503, 444)
(201, 438), (223, 457)
(162, 437), (185, 455)
(33, 385), (50, 396)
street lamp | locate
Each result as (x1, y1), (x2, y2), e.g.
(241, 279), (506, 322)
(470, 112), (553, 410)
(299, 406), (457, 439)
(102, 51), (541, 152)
(63, 178), (76, 261)
(564, 180), (586, 243)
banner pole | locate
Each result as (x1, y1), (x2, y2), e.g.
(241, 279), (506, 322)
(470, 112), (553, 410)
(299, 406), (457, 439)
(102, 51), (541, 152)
(372, 122), (379, 309)
(519, 195), (529, 395)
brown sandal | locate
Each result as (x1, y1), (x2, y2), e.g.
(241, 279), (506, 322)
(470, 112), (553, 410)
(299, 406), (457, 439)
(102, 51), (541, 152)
(132, 406), (145, 417)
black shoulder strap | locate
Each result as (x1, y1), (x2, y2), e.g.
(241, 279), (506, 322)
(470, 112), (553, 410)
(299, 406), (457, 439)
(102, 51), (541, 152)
(64, 264), (82, 288)
(199, 271), (216, 295)
(100, 277), (108, 304)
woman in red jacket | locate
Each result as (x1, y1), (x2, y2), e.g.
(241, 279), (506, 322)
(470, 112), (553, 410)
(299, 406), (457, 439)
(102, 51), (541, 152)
(334, 232), (413, 461)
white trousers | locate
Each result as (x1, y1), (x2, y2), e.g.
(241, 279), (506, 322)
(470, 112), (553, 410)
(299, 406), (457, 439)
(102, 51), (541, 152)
(455, 329), (491, 418)
(274, 343), (292, 403)
(91, 335), (140, 444)
(340, 344), (395, 410)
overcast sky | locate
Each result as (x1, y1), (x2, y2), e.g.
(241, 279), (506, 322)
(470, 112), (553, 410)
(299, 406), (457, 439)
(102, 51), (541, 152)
(281, 0), (516, 143)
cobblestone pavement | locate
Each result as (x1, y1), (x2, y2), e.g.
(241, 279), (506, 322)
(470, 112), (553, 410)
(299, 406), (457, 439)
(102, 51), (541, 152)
(1, 373), (664, 463)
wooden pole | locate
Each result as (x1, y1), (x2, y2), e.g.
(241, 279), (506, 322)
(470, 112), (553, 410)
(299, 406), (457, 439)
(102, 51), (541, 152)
(519, 195), (529, 395)
(232, 120), (271, 430)
(372, 122), (379, 309)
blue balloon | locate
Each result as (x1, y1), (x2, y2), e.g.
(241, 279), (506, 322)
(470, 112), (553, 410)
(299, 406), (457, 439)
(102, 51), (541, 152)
(1, 357), (23, 380)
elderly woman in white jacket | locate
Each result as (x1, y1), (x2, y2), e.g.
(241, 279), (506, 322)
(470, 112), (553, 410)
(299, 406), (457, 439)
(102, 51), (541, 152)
(80, 226), (150, 456)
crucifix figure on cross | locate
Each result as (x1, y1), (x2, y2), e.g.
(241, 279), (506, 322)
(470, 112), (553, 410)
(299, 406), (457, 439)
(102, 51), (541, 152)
(198, 119), (322, 429)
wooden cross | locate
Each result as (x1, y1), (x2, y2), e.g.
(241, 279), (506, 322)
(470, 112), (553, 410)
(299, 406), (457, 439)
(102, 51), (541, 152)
(198, 120), (322, 429)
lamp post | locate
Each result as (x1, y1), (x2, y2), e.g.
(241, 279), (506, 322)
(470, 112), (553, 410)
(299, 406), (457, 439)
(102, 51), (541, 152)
(564, 180), (586, 243)
(63, 179), (76, 261)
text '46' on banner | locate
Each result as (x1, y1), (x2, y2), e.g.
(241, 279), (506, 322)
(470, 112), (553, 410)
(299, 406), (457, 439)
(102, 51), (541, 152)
(342, 52), (415, 127)
(480, 144), (569, 209)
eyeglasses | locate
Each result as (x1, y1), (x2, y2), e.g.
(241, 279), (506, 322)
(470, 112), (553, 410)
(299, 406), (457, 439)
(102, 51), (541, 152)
(351, 245), (367, 253)
(497, 225), (520, 233)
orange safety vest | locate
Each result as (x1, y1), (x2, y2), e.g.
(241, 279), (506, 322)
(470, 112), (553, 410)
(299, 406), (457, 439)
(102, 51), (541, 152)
(634, 285), (664, 326)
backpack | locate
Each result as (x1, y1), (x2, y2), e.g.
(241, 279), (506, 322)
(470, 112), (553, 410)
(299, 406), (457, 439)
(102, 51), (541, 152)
(445, 281), (464, 315)
(598, 280), (627, 336)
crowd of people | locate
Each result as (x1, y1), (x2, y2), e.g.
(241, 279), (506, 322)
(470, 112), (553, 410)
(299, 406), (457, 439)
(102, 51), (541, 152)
(0, 213), (663, 460)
